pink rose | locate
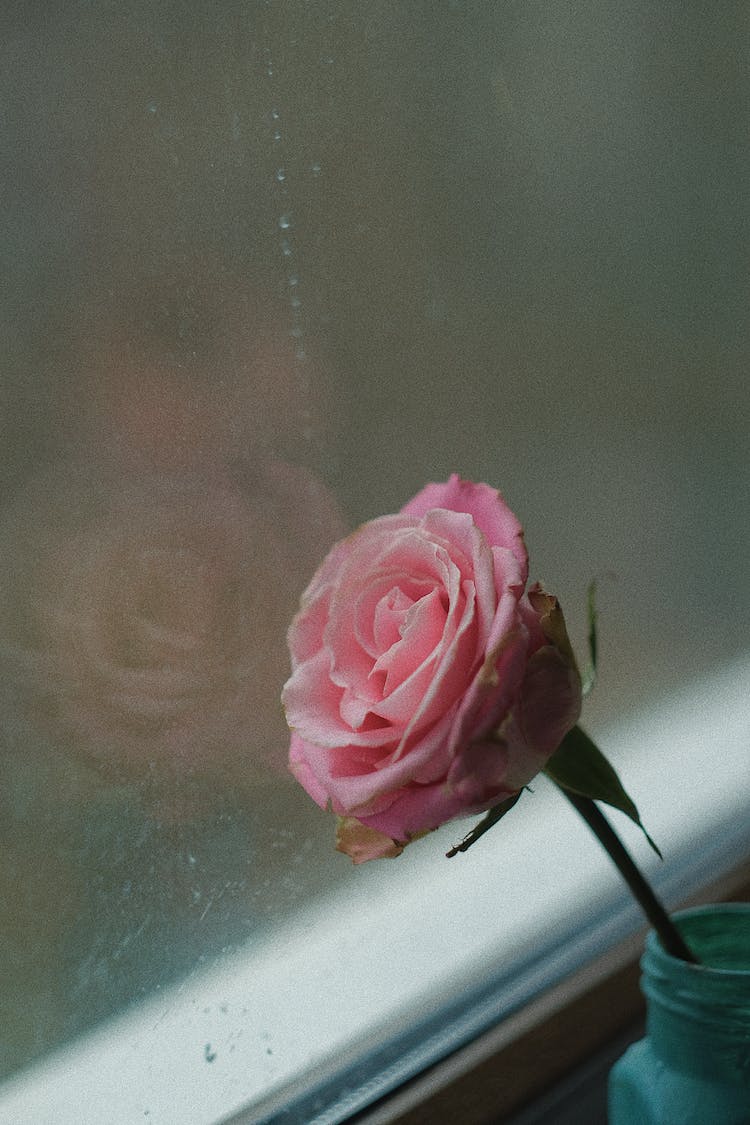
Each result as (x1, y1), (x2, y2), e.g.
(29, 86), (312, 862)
(283, 475), (582, 861)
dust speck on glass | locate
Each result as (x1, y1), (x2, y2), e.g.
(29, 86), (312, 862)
(0, 0), (747, 1103)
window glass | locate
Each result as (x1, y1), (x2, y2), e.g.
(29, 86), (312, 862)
(1, 0), (747, 1116)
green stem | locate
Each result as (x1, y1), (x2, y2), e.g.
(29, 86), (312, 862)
(563, 789), (700, 964)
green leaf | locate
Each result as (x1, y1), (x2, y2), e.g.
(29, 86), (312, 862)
(544, 724), (662, 857)
(446, 790), (526, 857)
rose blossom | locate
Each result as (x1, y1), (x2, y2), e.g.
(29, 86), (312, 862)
(283, 475), (582, 862)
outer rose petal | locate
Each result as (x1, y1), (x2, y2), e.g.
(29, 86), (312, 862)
(402, 474), (527, 581)
(289, 732), (331, 809)
(517, 646), (582, 760)
(517, 584), (582, 759)
(348, 757), (518, 842)
(287, 534), (357, 666)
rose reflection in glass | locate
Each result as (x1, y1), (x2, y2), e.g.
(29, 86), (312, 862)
(0, 457), (343, 817)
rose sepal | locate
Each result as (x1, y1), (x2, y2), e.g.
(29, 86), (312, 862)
(445, 789), (525, 857)
(335, 817), (433, 864)
(543, 723), (661, 857)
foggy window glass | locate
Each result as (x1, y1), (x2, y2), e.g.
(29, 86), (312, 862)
(1, 0), (747, 1118)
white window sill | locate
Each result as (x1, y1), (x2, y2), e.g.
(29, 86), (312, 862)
(2, 655), (749, 1125)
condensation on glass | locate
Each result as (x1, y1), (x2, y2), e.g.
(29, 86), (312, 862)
(0, 0), (747, 1099)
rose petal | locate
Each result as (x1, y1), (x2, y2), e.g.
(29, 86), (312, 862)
(517, 645), (582, 759)
(402, 474), (527, 580)
(354, 763), (518, 841)
(289, 733), (331, 809)
(283, 650), (395, 750)
(372, 585), (416, 655)
(372, 586), (447, 693)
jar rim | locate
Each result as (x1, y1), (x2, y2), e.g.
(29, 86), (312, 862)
(644, 903), (750, 987)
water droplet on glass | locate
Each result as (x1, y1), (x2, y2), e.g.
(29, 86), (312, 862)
(270, 108), (280, 121)
(275, 168), (286, 183)
(278, 214), (292, 230)
(272, 129), (282, 143)
(280, 238), (293, 257)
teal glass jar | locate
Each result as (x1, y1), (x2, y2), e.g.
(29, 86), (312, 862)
(609, 903), (750, 1124)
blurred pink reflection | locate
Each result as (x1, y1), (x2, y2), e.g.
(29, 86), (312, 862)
(1, 266), (344, 816)
(68, 271), (326, 475)
(0, 457), (343, 812)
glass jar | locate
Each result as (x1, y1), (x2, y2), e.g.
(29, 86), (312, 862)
(609, 903), (750, 1124)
